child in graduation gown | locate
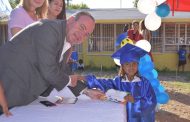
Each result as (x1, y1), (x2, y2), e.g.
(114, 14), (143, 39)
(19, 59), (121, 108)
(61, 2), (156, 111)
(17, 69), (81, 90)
(83, 44), (157, 122)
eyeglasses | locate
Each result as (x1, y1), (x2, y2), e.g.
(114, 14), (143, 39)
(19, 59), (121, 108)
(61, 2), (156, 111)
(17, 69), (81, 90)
(78, 22), (91, 37)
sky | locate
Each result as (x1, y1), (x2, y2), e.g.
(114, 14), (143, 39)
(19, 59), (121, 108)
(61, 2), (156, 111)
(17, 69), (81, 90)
(70, 0), (135, 9)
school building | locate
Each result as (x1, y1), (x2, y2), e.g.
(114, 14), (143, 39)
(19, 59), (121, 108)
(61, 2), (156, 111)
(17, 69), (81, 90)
(67, 8), (190, 71)
(1, 8), (190, 71)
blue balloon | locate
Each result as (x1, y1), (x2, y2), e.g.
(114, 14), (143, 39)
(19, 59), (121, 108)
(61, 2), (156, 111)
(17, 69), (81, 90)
(115, 32), (128, 46)
(150, 79), (160, 88)
(142, 69), (158, 81)
(158, 85), (165, 92)
(143, 71), (154, 80)
(157, 92), (169, 104)
(156, 3), (170, 17)
(152, 69), (158, 79)
(139, 61), (154, 73)
(153, 87), (160, 95)
(140, 54), (151, 62)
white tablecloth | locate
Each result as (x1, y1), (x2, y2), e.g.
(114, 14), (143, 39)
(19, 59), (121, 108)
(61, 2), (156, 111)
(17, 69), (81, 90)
(0, 88), (126, 122)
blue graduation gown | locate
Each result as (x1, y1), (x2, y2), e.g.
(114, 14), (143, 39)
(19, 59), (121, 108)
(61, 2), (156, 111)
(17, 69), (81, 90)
(86, 75), (157, 122)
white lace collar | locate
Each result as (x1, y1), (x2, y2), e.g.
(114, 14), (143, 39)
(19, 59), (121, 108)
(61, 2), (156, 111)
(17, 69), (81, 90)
(121, 75), (141, 82)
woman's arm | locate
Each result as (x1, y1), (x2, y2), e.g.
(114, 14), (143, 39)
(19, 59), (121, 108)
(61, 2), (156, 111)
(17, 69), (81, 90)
(11, 27), (23, 37)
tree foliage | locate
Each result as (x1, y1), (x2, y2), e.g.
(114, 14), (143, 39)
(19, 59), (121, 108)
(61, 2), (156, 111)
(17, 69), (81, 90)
(67, 3), (89, 9)
(9, 0), (20, 8)
(133, 0), (139, 8)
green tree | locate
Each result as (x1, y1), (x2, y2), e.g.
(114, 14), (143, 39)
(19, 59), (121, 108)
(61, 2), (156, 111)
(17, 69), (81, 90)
(8, 0), (89, 10)
(133, 0), (139, 8)
(67, 3), (89, 9)
(9, 0), (20, 8)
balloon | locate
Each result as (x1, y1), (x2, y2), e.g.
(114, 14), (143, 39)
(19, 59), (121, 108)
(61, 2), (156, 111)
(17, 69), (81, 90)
(156, 3), (170, 17)
(153, 87), (160, 95)
(113, 58), (121, 66)
(137, 0), (157, 14)
(156, 0), (166, 5)
(115, 33), (128, 46)
(157, 92), (169, 104)
(145, 12), (161, 31)
(152, 69), (158, 79)
(139, 61), (154, 73)
(120, 38), (133, 47)
(135, 40), (151, 52)
(141, 69), (158, 80)
(150, 79), (160, 88)
(143, 71), (154, 80)
(140, 54), (152, 63)
(158, 85), (165, 92)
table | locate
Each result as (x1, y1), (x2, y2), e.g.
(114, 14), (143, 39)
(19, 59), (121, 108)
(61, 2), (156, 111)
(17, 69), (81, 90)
(0, 88), (126, 122)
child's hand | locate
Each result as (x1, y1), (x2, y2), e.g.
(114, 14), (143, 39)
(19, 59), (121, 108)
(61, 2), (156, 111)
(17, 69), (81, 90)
(99, 95), (107, 101)
(83, 89), (105, 100)
(124, 94), (134, 103)
(3, 106), (12, 117)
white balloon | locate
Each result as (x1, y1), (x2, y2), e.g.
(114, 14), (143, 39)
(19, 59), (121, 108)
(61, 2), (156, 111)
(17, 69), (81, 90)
(137, 0), (157, 14)
(156, 0), (166, 5)
(113, 58), (121, 66)
(145, 12), (161, 31)
(135, 40), (151, 52)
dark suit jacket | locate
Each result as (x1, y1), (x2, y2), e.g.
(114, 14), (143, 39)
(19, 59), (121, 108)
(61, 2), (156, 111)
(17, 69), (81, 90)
(0, 19), (86, 109)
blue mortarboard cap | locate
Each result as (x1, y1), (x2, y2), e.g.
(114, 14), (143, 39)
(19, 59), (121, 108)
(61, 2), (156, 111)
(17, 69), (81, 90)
(115, 32), (128, 46)
(112, 43), (148, 65)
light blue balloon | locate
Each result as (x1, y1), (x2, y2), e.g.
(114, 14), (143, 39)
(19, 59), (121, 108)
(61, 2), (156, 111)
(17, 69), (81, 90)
(158, 85), (165, 92)
(143, 71), (154, 80)
(140, 54), (151, 62)
(141, 69), (157, 81)
(156, 3), (170, 17)
(157, 92), (170, 104)
(150, 79), (160, 88)
(139, 61), (154, 73)
(152, 69), (158, 79)
(153, 87), (160, 95)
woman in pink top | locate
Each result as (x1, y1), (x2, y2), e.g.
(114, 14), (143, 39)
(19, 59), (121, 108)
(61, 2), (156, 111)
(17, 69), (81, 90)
(8, 0), (48, 39)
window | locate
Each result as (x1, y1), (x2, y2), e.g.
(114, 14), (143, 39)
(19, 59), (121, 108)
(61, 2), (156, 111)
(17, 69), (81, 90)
(164, 23), (178, 52)
(165, 23), (190, 52)
(186, 24), (190, 45)
(102, 24), (115, 51)
(151, 25), (163, 52)
(151, 23), (190, 53)
(88, 24), (115, 52)
(88, 23), (128, 52)
(88, 24), (101, 52)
